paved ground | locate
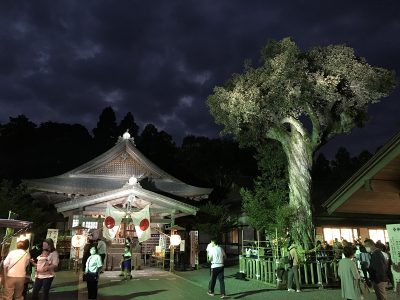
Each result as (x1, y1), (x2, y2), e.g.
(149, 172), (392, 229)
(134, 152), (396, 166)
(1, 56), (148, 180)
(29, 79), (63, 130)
(20, 265), (400, 299)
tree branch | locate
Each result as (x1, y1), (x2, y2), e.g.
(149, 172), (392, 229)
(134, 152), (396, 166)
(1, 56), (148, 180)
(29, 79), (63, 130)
(281, 116), (310, 141)
(304, 105), (321, 149)
(281, 116), (306, 137)
(266, 126), (291, 152)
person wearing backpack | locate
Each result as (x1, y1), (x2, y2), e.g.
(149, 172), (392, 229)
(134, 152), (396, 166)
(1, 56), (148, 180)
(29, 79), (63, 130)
(287, 242), (301, 293)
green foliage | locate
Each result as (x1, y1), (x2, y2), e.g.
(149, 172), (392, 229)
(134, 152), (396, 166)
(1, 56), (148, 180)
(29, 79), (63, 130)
(0, 180), (61, 242)
(274, 204), (297, 238)
(208, 37), (396, 150)
(208, 37), (396, 248)
(241, 142), (289, 236)
(195, 202), (237, 241)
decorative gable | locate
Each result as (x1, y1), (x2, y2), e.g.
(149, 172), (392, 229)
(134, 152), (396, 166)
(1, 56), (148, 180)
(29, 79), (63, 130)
(85, 152), (161, 178)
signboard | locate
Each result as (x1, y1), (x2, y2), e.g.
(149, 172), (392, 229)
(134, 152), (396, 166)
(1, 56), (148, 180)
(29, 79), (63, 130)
(180, 240), (185, 252)
(112, 237), (126, 245)
(386, 224), (400, 291)
(159, 234), (166, 250)
(189, 231), (199, 268)
(46, 229), (59, 248)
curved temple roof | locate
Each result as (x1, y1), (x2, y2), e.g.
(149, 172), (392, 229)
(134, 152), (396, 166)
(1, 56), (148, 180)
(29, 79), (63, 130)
(25, 135), (211, 217)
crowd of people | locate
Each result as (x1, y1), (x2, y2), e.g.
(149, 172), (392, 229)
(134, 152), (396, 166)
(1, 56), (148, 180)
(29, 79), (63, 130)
(1, 238), (59, 300)
(2, 231), (396, 300)
(311, 237), (394, 300)
(0, 234), (109, 300)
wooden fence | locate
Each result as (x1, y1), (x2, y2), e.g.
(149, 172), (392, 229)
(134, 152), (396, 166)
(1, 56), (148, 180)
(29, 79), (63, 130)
(239, 256), (340, 288)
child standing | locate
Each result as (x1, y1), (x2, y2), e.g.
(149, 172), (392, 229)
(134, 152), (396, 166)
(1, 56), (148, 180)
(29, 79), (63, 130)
(121, 246), (132, 280)
(31, 249), (52, 277)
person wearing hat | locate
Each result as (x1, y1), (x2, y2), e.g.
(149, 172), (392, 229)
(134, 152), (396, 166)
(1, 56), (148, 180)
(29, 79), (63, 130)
(287, 242), (301, 293)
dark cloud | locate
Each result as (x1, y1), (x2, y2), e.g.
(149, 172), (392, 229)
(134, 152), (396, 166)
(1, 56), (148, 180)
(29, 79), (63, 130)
(0, 0), (399, 155)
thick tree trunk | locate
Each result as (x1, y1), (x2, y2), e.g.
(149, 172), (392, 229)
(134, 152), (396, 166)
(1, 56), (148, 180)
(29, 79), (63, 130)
(285, 131), (314, 250)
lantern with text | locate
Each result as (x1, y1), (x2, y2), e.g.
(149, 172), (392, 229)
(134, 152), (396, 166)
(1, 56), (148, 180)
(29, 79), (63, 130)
(71, 224), (87, 273)
(71, 234), (86, 248)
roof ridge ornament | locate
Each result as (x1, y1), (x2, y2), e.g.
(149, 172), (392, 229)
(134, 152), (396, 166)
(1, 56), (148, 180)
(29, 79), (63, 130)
(118, 129), (135, 145)
(122, 129), (131, 140)
(128, 176), (141, 186)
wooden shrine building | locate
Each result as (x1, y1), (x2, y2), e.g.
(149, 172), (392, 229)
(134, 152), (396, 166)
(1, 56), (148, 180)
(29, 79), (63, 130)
(25, 131), (212, 249)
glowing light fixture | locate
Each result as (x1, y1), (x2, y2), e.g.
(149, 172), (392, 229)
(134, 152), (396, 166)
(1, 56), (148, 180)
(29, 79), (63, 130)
(17, 233), (32, 242)
(71, 234), (86, 248)
(170, 234), (182, 246)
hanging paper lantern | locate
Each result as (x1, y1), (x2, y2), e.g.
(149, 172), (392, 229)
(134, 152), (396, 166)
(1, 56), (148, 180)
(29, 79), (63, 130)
(139, 218), (149, 231)
(170, 234), (182, 246)
(71, 234), (86, 248)
(104, 216), (115, 229)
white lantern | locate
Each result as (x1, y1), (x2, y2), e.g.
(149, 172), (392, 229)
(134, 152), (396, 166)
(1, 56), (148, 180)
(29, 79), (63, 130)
(170, 234), (182, 246)
(71, 234), (86, 248)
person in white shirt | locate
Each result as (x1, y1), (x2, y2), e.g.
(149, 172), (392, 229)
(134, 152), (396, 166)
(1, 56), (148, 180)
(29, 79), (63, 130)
(206, 239), (216, 261)
(2, 239), (30, 300)
(31, 238), (59, 300)
(207, 240), (226, 299)
(85, 247), (102, 300)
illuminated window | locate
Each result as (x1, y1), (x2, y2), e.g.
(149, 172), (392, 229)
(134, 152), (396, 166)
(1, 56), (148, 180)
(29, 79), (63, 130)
(225, 229), (239, 244)
(72, 215), (80, 227)
(368, 229), (388, 244)
(83, 221), (98, 230)
(323, 227), (359, 244)
(72, 216), (98, 230)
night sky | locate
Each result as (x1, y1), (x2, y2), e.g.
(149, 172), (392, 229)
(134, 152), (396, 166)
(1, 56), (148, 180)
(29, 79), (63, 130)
(1, 1), (399, 158)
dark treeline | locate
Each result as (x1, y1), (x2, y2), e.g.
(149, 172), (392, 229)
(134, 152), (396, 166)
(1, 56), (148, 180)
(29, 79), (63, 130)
(0, 107), (258, 239)
(312, 149), (373, 212)
(0, 106), (373, 219)
(0, 107), (258, 194)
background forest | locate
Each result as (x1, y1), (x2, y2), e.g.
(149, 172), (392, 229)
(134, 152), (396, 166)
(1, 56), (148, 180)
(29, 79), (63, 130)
(0, 106), (375, 241)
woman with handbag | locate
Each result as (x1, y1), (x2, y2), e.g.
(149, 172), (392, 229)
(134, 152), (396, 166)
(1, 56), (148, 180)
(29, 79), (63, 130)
(84, 246), (102, 300)
(2, 240), (30, 300)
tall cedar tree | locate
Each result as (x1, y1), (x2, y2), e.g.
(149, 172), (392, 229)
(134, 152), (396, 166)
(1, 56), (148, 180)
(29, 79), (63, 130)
(208, 38), (396, 249)
(92, 107), (118, 154)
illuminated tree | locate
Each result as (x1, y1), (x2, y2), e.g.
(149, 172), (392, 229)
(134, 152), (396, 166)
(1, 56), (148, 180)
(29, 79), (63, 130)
(241, 142), (289, 238)
(208, 38), (396, 249)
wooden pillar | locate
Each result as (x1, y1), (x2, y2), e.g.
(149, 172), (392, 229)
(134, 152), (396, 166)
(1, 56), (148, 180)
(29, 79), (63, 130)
(169, 210), (176, 272)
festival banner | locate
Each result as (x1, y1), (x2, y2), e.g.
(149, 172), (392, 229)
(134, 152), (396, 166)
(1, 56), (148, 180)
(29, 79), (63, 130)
(386, 224), (400, 292)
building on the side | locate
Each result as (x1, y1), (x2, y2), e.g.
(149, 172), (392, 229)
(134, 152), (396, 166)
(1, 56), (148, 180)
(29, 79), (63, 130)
(316, 130), (400, 244)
